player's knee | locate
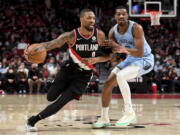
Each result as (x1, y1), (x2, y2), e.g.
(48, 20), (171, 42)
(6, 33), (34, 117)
(47, 95), (56, 102)
(46, 85), (59, 102)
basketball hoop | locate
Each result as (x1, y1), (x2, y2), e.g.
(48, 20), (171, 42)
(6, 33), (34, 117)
(147, 11), (162, 26)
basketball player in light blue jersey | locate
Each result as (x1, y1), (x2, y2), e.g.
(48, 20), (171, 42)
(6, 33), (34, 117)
(93, 5), (154, 128)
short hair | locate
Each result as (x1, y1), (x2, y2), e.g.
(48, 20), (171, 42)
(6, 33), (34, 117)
(115, 5), (129, 13)
(79, 9), (93, 18)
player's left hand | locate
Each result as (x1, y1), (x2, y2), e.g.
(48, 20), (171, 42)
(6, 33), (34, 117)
(101, 40), (119, 48)
(81, 57), (98, 65)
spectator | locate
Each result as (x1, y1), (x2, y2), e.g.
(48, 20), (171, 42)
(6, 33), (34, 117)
(28, 64), (42, 94)
(4, 68), (17, 94)
(46, 57), (60, 79)
(17, 66), (28, 94)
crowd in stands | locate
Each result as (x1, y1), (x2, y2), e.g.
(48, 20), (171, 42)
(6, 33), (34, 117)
(0, 0), (179, 94)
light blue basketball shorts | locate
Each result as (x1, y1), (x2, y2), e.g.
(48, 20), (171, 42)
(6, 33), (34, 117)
(116, 54), (154, 77)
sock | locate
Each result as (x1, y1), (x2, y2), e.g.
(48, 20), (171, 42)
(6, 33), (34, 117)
(116, 65), (139, 113)
(101, 107), (109, 119)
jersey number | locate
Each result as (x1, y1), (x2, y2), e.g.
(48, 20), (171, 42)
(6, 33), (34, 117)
(92, 51), (96, 57)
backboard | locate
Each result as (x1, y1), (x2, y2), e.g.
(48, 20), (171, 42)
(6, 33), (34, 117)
(129, 0), (177, 17)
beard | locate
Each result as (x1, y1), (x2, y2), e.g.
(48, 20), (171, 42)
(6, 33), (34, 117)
(84, 26), (94, 32)
(117, 19), (128, 27)
(118, 21), (126, 26)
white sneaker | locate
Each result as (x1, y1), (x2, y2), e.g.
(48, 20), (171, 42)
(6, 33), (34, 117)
(25, 124), (38, 132)
(92, 117), (110, 128)
(115, 111), (136, 127)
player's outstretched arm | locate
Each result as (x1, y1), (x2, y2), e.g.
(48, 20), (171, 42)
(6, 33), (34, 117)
(24, 31), (74, 63)
(81, 55), (111, 65)
(41, 31), (74, 51)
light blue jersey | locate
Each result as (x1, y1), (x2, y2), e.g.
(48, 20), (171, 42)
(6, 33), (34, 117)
(114, 21), (154, 76)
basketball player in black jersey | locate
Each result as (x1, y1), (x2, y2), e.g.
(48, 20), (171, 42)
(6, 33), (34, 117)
(25, 9), (112, 132)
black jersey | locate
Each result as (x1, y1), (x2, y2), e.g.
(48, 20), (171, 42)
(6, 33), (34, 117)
(68, 27), (104, 70)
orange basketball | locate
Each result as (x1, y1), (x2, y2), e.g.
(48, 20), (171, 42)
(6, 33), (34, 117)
(25, 44), (47, 64)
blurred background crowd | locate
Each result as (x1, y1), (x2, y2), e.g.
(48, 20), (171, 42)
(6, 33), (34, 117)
(0, 0), (179, 94)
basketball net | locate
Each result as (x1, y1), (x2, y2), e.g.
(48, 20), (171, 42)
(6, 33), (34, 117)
(148, 11), (162, 26)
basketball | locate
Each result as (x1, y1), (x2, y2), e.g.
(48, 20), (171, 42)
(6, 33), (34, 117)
(25, 44), (47, 64)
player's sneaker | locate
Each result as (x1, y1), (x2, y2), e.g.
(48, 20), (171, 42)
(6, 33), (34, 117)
(92, 117), (110, 128)
(25, 124), (38, 132)
(25, 116), (38, 132)
(115, 111), (136, 127)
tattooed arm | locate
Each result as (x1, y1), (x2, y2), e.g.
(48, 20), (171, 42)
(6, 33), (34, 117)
(41, 31), (74, 51)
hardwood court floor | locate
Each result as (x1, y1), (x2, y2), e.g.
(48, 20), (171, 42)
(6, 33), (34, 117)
(0, 94), (180, 135)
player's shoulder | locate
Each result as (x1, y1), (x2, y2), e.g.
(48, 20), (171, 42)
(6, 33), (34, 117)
(132, 22), (144, 37)
(66, 30), (75, 37)
(61, 30), (74, 38)
(96, 28), (105, 35)
(132, 22), (143, 32)
(109, 23), (118, 34)
(96, 28), (106, 38)
(108, 26), (116, 38)
(58, 30), (75, 45)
